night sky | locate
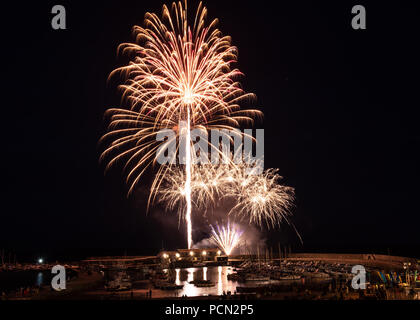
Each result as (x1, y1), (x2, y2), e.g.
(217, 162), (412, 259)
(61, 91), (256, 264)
(1, 0), (419, 262)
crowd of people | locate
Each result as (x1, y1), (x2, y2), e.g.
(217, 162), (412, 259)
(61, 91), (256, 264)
(1, 286), (42, 300)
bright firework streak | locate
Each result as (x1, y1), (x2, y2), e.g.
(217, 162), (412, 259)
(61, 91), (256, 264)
(184, 110), (192, 248)
(99, 1), (261, 249)
(210, 221), (243, 255)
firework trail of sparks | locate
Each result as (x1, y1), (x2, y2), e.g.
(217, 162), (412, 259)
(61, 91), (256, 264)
(99, 1), (260, 248)
(210, 221), (243, 255)
(184, 110), (192, 248)
(159, 160), (301, 242)
(228, 167), (295, 228)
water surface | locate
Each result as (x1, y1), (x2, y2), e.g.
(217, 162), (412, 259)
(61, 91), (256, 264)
(164, 266), (239, 297)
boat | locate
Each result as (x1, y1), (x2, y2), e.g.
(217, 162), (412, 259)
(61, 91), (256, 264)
(195, 282), (215, 287)
(277, 275), (301, 281)
(236, 286), (261, 293)
(311, 272), (331, 279)
(154, 271), (169, 280)
(105, 272), (132, 291)
(227, 273), (242, 281)
(195, 262), (206, 267)
(189, 279), (215, 287)
(154, 280), (184, 290)
(245, 275), (270, 282)
(162, 283), (184, 290)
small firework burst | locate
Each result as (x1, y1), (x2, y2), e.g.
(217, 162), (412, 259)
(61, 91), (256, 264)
(210, 221), (243, 255)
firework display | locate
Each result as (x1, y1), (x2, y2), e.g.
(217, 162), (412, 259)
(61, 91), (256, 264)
(4, 0), (418, 305)
(100, 1), (295, 247)
(100, 1), (261, 249)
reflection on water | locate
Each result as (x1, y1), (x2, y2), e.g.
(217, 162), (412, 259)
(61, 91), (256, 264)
(175, 269), (180, 285)
(217, 266), (223, 296)
(184, 268), (198, 297)
(0, 270), (51, 292)
(165, 266), (238, 297)
(35, 272), (43, 287)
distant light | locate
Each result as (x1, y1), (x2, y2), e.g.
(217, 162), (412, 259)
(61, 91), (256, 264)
(163, 253), (169, 259)
(202, 251), (207, 256)
(217, 250), (221, 255)
(38, 258), (43, 264)
(189, 251), (194, 256)
(175, 253), (180, 258)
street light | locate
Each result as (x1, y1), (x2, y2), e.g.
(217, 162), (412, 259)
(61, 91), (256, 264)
(38, 258), (43, 264)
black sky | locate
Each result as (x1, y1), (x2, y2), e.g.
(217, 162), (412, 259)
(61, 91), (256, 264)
(1, 0), (419, 261)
